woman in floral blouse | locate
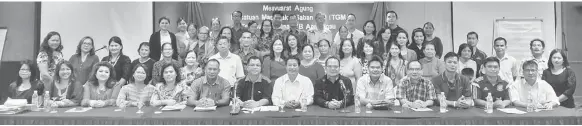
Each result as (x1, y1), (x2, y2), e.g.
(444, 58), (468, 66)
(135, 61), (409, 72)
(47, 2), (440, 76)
(181, 50), (203, 86)
(81, 62), (122, 107)
(150, 63), (189, 107)
(37, 31), (64, 85)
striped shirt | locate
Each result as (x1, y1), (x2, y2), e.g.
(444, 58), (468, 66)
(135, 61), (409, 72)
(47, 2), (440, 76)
(116, 84), (156, 107)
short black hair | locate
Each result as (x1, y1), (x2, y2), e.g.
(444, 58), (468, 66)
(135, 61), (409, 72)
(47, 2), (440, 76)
(347, 13), (356, 20)
(286, 55), (301, 66)
(443, 52), (459, 61)
(386, 10), (398, 19)
(232, 10), (242, 17)
(461, 68), (474, 77)
(467, 31), (479, 39)
(367, 55), (384, 68)
(530, 38), (545, 48)
(407, 60), (422, 69)
(483, 57), (500, 67)
(325, 56), (340, 66)
(493, 37), (507, 46)
(159, 16), (170, 24)
(272, 11), (283, 17)
(247, 56), (262, 66)
(522, 60), (538, 70)
(206, 59), (221, 68)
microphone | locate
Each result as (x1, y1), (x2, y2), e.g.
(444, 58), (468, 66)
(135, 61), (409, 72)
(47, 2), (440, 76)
(339, 80), (349, 94)
(95, 45), (107, 52)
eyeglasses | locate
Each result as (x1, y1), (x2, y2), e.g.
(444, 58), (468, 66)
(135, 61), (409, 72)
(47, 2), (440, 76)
(407, 68), (422, 71)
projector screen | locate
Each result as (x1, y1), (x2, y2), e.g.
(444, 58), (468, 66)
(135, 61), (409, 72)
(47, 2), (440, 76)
(41, 2), (153, 61)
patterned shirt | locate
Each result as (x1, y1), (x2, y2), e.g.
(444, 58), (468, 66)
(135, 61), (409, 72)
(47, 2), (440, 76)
(282, 29), (309, 47)
(473, 76), (510, 101)
(190, 76), (232, 106)
(396, 76), (437, 102)
(36, 51), (64, 77)
(385, 59), (407, 85)
(116, 84), (156, 107)
(150, 82), (189, 106)
(152, 59), (182, 84)
(234, 48), (260, 74)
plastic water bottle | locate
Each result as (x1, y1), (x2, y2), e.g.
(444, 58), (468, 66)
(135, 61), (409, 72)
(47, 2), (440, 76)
(486, 93), (493, 113)
(31, 90), (39, 111)
(365, 103), (373, 113)
(43, 91), (51, 112)
(526, 93), (535, 112)
(354, 96), (361, 113)
(439, 92), (447, 113)
(300, 98), (308, 112)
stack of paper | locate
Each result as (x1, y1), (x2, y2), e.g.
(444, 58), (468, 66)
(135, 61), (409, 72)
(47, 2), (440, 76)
(0, 105), (27, 114)
(259, 106), (280, 111)
(193, 106), (216, 111)
(411, 108), (433, 112)
(162, 104), (187, 111)
(497, 108), (527, 114)
(65, 107), (92, 113)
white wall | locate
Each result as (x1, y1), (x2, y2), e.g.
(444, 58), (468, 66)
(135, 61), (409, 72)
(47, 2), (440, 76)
(41, 2), (153, 61)
(452, 2), (556, 59)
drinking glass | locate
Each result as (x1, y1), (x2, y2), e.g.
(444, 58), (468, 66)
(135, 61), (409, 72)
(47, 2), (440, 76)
(119, 101), (127, 112)
(278, 104), (285, 112)
(136, 102), (144, 114)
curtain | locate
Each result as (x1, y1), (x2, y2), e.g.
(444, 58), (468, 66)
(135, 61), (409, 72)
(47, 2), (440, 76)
(368, 2), (389, 29)
(187, 2), (206, 28)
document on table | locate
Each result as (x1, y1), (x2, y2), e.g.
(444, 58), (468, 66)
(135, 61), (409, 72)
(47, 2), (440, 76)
(65, 107), (92, 113)
(162, 104), (186, 111)
(193, 106), (216, 111)
(497, 108), (526, 114)
(411, 108), (433, 112)
(259, 106), (279, 111)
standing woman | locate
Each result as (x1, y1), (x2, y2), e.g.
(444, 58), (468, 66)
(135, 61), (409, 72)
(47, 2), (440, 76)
(175, 17), (189, 57)
(358, 39), (379, 75)
(457, 43), (477, 79)
(357, 20), (377, 53)
(376, 28), (392, 60)
(101, 36), (131, 86)
(130, 42), (157, 84)
(423, 22), (443, 59)
(285, 34), (302, 58)
(45, 61), (83, 107)
(116, 64), (156, 107)
(189, 26), (215, 65)
(256, 19), (274, 57)
(181, 50), (203, 86)
(316, 39), (333, 67)
(262, 38), (287, 82)
(152, 43), (183, 84)
(69, 36), (100, 86)
(384, 43), (407, 85)
(149, 16), (178, 61)
(209, 18), (222, 40)
(418, 43), (445, 79)
(37, 31), (64, 85)
(7, 60), (44, 104)
(150, 63), (189, 107)
(339, 39), (362, 90)
(542, 49), (577, 108)
(299, 45), (325, 83)
(81, 62), (122, 107)
(394, 30), (417, 62)
(409, 28), (426, 59)
(247, 21), (260, 45)
(333, 26), (352, 55)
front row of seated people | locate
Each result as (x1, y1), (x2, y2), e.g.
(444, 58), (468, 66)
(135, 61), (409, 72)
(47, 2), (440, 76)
(8, 52), (559, 110)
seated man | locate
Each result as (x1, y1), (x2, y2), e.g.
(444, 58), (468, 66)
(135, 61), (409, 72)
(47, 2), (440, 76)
(396, 61), (436, 109)
(187, 59), (231, 107)
(473, 57), (511, 108)
(234, 56), (272, 108)
(314, 56), (354, 109)
(431, 52), (473, 109)
(272, 56), (314, 108)
(510, 60), (559, 108)
(356, 56), (396, 109)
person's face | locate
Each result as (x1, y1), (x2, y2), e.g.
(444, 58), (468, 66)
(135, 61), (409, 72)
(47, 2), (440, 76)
(162, 44), (173, 57)
(249, 23), (258, 33)
(187, 25), (197, 37)
(423, 24), (434, 35)
(286, 59), (299, 74)
(530, 41), (544, 54)
(232, 12), (242, 23)
(396, 33), (407, 46)
(109, 42), (122, 54)
(342, 40), (353, 55)
(288, 36), (297, 48)
(273, 40), (284, 53)
(467, 34), (478, 47)
(247, 59), (262, 75)
(461, 47), (472, 59)
(138, 45), (150, 58)
(178, 20), (187, 31)
(162, 66), (177, 82)
(58, 64), (72, 79)
(413, 32), (424, 45)
(316, 14), (325, 24)
(185, 52), (198, 66)
(551, 52), (564, 67)
(318, 41), (330, 55)
(81, 38), (93, 53)
(217, 39), (230, 53)
(205, 61), (220, 78)
(368, 61), (383, 78)
(96, 66), (110, 81)
(364, 22), (375, 35)
(381, 30), (391, 41)
(326, 59), (340, 76)
(133, 67), (147, 82)
(262, 21), (272, 33)
(494, 40), (506, 54)
(211, 20), (220, 31)
(159, 19), (170, 30)
(363, 43), (374, 55)
(302, 46), (314, 60)
(19, 64), (31, 79)
(273, 14), (283, 26)
(288, 16), (298, 28)
(484, 61), (500, 77)
(221, 29), (232, 39)
(423, 44), (436, 58)
(240, 32), (252, 48)
(389, 44), (400, 57)
(339, 27), (349, 38)
(523, 65), (538, 81)
(198, 29), (209, 41)
(386, 13), (397, 25)
(407, 62), (422, 79)
(49, 35), (61, 50)
(345, 15), (356, 29)
(444, 57), (459, 72)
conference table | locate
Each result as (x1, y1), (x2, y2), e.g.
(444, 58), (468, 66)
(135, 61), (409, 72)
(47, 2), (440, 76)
(1, 105), (581, 125)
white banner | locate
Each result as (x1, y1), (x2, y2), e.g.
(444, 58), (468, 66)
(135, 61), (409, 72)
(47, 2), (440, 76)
(495, 19), (544, 60)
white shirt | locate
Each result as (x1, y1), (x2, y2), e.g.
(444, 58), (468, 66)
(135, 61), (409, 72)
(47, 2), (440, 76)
(271, 74), (314, 106)
(517, 55), (548, 79)
(209, 52), (245, 86)
(493, 54), (519, 84)
(356, 74), (395, 101)
(333, 29), (365, 49)
(509, 78), (559, 105)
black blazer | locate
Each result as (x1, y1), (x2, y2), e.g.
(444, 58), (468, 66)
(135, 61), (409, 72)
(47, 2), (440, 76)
(149, 31), (179, 61)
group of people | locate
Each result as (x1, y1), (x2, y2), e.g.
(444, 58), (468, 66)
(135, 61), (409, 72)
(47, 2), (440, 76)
(6, 9), (576, 111)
